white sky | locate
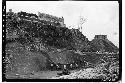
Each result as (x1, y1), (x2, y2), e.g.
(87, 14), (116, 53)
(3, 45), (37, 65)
(6, 1), (119, 47)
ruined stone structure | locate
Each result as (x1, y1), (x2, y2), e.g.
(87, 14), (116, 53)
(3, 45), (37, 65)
(12, 9), (66, 27)
(38, 12), (66, 27)
(94, 35), (107, 40)
(91, 35), (119, 53)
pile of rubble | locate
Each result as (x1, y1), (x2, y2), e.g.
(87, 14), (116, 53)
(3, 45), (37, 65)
(51, 61), (119, 81)
(51, 68), (106, 79)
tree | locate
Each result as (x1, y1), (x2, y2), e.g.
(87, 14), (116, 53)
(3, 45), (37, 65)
(78, 16), (87, 32)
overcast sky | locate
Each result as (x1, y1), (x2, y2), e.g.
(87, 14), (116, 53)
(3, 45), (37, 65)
(6, 1), (119, 47)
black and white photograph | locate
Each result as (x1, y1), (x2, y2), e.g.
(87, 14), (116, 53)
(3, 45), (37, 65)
(2, 0), (121, 82)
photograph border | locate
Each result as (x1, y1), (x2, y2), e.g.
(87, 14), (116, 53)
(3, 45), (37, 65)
(2, 0), (122, 82)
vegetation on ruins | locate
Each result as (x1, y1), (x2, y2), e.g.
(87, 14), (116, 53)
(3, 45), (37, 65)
(5, 10), (119, 81)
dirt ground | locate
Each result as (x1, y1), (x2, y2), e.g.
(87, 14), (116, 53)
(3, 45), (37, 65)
(5, 69), (78, 79)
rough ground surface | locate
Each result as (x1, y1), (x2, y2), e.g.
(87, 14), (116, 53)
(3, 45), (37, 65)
(51, 61), (119, 81)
